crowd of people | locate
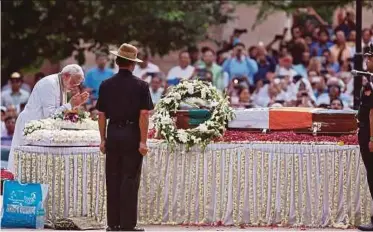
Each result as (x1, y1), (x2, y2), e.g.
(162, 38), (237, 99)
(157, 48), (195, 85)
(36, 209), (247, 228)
(1, 8), (373, 150)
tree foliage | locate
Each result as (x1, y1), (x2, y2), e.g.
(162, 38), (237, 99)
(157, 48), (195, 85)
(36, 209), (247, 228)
(1, 0), (232, 84)
(237, 0), (372, 29)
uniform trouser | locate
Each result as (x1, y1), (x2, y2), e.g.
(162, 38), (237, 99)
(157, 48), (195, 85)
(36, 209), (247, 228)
(105, 124), (143, 229)
(358, 127), (373, 222)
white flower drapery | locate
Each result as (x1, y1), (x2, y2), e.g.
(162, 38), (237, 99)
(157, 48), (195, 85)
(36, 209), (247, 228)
(14, 141), (372, 228)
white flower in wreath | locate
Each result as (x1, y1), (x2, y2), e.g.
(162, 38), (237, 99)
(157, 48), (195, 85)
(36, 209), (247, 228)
(211, 101), (219, 107)
(164, 98), (172, 104)
(191, 135), (201, 144)
(173, 92), (182, 100)
(177, 130), (189, 143)
(201, 88), (207, 99)
(197, 124), (208, 132)
(186, 83), (194, 95)
(161, 116), (173, 125)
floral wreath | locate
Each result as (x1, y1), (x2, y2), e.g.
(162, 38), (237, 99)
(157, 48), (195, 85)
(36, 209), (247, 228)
(152, 79), (234, 148)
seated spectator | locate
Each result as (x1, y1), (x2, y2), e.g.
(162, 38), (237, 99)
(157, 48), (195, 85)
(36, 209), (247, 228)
(307, 57), (322, 75)
(1, 73), (30, 110)
(286, 25), (306, 65)
(1, 116), (16, 146)
(222, 43), (258, 87)
(133, 52), (160, 83)
(310, 28), (334, 57)
(295, 80), (316, 107)
(252, 81), (283, 107)
(5, 105), (17, 118)
(328, 77), (352, 107)
(254, 46), (277, 82)
(279, 76), (297, 102)
(304, 34), (314, 51)
(362, 28), (373, 51)
(167, 50), (195, 85)
(308, 70), (319, 78)
(84, 53), (114, 100)
(293, 51), (310, 78)
(321, 49), (340, 75)
(337, 61), (353, 95)
(330, 98), (344, 110)
(347, 30), (356, 48)
(311, 76), (328, 98)
(275, 55), (298, 81)
(330, 30), (353, 63)
(335, 10), (356, 38)
(149, 75), (164, 105)
(1, 72), (31, 93)
(316, 79), (350, 108)
(196, 48), (224, 91)
(233, 87), (252, 109)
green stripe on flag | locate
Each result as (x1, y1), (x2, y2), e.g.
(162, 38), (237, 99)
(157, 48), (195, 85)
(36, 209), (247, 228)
(188, 109), (211, 126)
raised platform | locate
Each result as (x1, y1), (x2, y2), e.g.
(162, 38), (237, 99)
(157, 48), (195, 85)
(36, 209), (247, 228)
(13, 138), (371, 228)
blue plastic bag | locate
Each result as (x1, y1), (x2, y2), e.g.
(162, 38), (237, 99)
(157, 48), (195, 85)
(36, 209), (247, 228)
(1, 180), (48, 228)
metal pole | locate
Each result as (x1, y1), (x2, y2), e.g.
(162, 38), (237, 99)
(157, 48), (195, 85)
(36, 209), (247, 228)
(353, 0), (363, 109)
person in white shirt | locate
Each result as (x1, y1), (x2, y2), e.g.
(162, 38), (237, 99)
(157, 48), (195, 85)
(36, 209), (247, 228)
(8, 64), (89, 172)
(133, 52), (160, 83)
(1, 73), (30, 109)
(362, 28), (373, 51)
(2, 72), (31, 93)
(149, 75), (164, 105)
(167, 51), (195, 85)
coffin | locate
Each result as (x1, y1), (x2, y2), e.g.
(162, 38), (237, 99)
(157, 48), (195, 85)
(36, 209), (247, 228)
(268, 107), (314, 130)
(228, 108), (269, 130)
(174, 109), (212, 129)
(295, 109), (357, 134)
(228, 107), (357, 135)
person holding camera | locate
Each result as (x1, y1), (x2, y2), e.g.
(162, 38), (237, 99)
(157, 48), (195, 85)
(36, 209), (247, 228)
(222, 43), (258, 87)
(295, 80), (316, 108)
(357, 44), (373, 231)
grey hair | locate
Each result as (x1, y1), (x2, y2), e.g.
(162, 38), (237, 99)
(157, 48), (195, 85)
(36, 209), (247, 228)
(60, 64), (85, 81)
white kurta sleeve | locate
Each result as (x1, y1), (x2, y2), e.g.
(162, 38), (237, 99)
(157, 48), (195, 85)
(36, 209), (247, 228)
(39, 82), (72, 118)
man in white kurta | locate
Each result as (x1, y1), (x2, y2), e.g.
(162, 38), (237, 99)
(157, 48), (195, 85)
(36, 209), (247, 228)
(8, 64), (89, 173)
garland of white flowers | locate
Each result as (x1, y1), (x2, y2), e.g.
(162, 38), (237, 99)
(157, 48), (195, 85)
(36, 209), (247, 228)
(23, 111), (96, 136)
(152, 79), (234, 149)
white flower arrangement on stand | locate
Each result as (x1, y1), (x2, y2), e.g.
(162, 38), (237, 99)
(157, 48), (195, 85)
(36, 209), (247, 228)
(152, 79), (235, 149)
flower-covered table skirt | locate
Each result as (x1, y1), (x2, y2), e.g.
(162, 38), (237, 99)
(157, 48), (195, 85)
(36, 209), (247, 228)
(13, 141), (373, 228)
(13, 146), (106, 222)
(140, 141), (372, 228)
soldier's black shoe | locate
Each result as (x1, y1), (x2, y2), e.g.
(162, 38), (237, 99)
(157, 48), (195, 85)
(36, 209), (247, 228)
(120, 227), (145, 231)
(358, 223), (373, 231)
(106, 226), (121, 231)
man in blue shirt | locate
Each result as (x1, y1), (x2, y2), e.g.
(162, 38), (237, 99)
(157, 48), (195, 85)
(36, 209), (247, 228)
(222, 43), (258, 87)
(84, 53), (114, 100)
(310, 28), (334, 57)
